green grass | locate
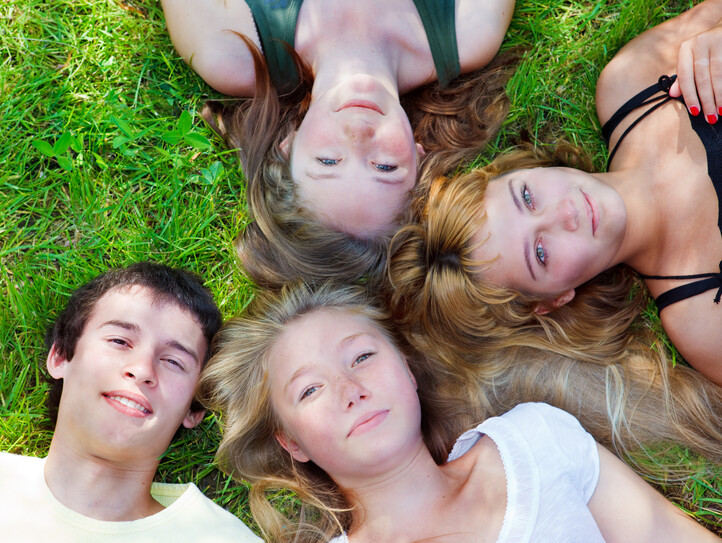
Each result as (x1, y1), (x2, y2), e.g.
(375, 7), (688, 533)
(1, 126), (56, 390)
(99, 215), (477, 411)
(1, 0), (719, 538)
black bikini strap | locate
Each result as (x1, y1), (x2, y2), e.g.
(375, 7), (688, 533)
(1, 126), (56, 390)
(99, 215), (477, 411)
(642, 261), (722, 312)
(603, 75), (678, 170)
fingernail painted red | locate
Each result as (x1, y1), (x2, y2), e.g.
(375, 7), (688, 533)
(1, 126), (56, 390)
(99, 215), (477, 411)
(718, 107), (722, 117)
(690, 105), (700, 116)
(708, 114), (718, 125)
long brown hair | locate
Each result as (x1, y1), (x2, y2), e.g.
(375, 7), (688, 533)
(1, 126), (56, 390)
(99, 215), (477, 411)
(203, 36), (518, 290)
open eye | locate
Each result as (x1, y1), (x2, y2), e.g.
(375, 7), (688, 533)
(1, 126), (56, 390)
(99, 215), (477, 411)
(373, 163), (397, 172)
(110, 338), (129, 347)
(300, 385), (319, 400)
(352, 352), (373, 367)
(522, 184), (534, 208)
(317, 158), (339, 166)
(535, 239), (547, 265)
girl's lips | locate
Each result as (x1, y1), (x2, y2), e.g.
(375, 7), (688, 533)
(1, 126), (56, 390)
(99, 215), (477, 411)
(348, 410), (389, 437)
(582, 191), (598, 235)
(337, 100), (384, 115)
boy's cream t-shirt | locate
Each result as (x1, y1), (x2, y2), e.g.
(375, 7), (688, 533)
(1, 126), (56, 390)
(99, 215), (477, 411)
(0, 452), (260, 543)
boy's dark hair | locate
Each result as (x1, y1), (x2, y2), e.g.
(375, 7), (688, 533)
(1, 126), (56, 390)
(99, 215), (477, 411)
(45, 262), (223, 425)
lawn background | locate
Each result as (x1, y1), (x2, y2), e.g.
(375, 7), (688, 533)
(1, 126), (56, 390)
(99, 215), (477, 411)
(1, 0), (719, 537)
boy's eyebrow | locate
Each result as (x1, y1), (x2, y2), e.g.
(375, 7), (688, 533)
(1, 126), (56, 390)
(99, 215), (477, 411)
(100, 320), (200, 365)
(100, 320), (141, 333)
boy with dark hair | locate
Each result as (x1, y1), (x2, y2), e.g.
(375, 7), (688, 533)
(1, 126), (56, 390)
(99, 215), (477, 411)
(1, 262), (259, 542)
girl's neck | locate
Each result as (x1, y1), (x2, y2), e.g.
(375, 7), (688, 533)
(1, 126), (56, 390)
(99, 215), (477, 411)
(598, 168), (664, 269)
(307, 32), (401, 102)
(341, 443), (453, 542)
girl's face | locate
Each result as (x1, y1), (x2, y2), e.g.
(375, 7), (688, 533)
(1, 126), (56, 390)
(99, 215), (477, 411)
(287, 75), (424, 237)
(268, 309), (423, 486)
(472, 167), (627, 301)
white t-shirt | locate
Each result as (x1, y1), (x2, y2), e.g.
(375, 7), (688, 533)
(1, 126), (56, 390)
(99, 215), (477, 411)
(332, 403), (604, 542)
(0, 452), (260, 543)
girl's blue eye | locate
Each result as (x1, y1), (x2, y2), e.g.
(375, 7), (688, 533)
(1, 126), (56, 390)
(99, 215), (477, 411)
(318, 158), (339, 166)
(536, 242), (546, 264)
(301, 385), (319, 400)
(374, 163), (397, 172)
(522, 185), (533, 207)
(352, 352), (372, 366)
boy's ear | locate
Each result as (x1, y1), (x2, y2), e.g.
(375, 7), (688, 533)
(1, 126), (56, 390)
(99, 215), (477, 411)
(46, 344), (69, 379)
(415, 142), (426, 157)
(182, 408), (205, 429)
(275, 431), (310, 463)
(533, 289), (576, 315)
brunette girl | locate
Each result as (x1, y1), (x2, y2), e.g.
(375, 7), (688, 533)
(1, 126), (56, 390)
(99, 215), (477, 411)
(161, 0), (515, 287)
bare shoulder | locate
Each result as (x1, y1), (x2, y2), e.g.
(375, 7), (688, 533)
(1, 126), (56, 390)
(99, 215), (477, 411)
(161, 0), (260, 96)
(455, 0), (515, 71)
(659, 296), (722, 386)
(597, 0), (722, 124)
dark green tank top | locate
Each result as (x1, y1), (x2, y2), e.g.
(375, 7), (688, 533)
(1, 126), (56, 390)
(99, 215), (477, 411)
(244, 0), (461, 93)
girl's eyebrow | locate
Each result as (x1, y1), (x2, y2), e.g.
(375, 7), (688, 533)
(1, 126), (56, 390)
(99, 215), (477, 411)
(507, 180), (537, 281)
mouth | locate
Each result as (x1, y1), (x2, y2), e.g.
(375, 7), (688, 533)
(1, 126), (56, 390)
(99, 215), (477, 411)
(337, 100), (384, 115)
(103, 392), (152, 418)
(348, 410), (389, 437)
(581, 191), (598, 236)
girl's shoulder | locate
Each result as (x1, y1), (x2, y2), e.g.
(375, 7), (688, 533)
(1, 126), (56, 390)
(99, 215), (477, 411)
(455, 0), (515, 72)
(597, 1), (722, 125)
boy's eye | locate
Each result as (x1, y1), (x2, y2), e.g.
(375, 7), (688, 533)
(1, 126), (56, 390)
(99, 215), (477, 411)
(536, 241), (546, 264)
(317, 158), (339, 166)
(373, 163), (397, 172)
(111, 338), (128, 346)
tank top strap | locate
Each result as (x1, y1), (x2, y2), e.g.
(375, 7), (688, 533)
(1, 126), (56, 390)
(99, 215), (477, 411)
(603, 75), (677, 170)
(412, 0), (460, 88)
(640, 261), (722, 312)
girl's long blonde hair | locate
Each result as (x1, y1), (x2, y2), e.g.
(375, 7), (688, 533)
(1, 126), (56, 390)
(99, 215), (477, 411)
(197, 283), (474, 543)
(198, 282), (722, 542)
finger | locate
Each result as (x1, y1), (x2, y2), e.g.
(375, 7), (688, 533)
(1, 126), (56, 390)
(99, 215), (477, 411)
(676, 42), (701, 117)
(693, 53), (717, 124)
(711, 49), (722, 118)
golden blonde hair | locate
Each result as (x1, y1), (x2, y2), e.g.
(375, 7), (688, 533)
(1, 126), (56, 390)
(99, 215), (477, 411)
(387, 142), (640, 366)
(386, 142), (722, 461)
(199, 282), (722, 542)
(196, 283), (474, 543)
(204, 37), (517, 290)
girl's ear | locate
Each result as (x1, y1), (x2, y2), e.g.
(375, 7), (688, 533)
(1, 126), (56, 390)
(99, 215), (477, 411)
(279, 133), (294, 159)
(275, 431), (310, 463)
(46, 344), (69, 379)
(533, 289), (576, 315)
(415, 143), (426, 157)
(182, 408), (205, 429)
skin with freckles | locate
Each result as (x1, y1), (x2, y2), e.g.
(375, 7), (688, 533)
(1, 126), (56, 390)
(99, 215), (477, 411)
(161, 0), (515, 234)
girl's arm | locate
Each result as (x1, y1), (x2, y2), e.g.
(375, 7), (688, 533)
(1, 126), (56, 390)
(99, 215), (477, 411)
(588, 445), (719, 542)
(160, 0), (260, 96)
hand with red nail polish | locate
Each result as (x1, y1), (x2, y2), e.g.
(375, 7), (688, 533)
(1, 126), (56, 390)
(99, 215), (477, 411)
(670, 21), (722, 122)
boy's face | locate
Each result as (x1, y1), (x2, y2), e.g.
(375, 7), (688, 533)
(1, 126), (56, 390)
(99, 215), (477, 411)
(47, 285), (208, 464)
